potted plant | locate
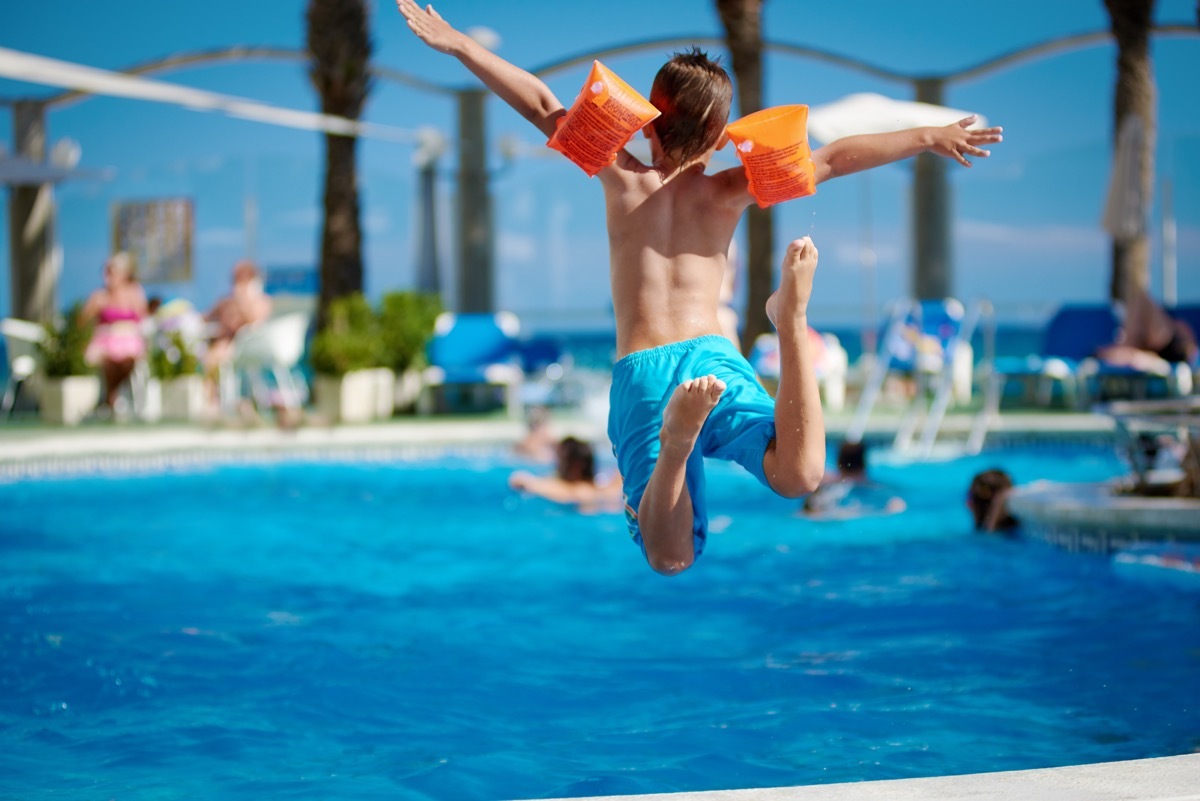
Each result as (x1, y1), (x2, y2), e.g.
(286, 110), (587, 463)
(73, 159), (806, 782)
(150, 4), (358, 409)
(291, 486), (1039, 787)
(309, 293), (391, 423)
(150, 330), (204, 421)
(38, 304), (100, 426)
(378, 290), (442, 412)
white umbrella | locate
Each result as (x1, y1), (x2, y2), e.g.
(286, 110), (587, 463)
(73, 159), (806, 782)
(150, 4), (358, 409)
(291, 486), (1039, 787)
(806, 92), (986, 145)
(803, 93), (987, 358)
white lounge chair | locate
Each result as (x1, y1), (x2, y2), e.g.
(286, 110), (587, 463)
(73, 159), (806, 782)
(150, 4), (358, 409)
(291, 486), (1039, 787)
(220, 312), (311, 414)
(1, 317), (46, 417)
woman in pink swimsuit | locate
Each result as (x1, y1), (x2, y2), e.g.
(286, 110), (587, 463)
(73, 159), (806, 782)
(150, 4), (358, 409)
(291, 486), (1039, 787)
(80, 252), (149, 413)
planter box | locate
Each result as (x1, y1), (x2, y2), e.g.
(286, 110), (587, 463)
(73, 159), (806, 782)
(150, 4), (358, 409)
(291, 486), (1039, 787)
(315, 368), (395, 424)
(40, 375), (101, 426)
(139, 378), (163, 423)
(161, 375), (207, 421)
(393, 368), (423, 413)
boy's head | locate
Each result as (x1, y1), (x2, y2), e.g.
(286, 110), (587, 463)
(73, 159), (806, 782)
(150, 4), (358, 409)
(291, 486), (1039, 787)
(649, 47), (732, 167)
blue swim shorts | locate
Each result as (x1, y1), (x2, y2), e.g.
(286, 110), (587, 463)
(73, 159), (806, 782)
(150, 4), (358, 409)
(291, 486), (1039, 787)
(607, 334), (778, 560)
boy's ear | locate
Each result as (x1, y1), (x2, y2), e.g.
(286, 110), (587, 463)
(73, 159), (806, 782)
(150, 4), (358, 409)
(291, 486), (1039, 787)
(715, 131), (729, 151)
(642, 122), (655, 140)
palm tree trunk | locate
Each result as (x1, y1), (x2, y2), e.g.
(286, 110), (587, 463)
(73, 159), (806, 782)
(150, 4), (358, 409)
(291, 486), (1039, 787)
(1104, 0), (1157, 302)
(307, 0), (372, 331)
(716, 0), (772, 358)
(319, 133), (364, 316)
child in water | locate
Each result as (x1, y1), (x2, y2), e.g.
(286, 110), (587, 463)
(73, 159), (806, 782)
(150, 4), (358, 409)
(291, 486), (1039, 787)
(400, 0), (1002, 574)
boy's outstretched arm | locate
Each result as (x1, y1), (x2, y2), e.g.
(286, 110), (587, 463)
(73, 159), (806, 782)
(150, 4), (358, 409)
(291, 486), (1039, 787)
(812, 115), (1003, 184)
(398, 0), (565, 138)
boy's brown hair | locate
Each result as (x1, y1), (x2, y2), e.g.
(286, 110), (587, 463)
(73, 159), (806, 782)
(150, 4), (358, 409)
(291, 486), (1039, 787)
(649, 47), (733, 169)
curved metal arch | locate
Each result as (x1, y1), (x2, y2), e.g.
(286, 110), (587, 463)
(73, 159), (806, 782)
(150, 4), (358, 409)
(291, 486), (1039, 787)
(41, 45), (456, 109)
(527, 24), (1199, 88)
(526, 35), (910, 83)
(34, 23), (1200, 110)
(951, 24), (1199, 85)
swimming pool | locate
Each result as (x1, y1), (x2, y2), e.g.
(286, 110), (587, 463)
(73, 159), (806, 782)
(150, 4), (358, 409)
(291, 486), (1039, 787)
(2, 445), (1197, 800)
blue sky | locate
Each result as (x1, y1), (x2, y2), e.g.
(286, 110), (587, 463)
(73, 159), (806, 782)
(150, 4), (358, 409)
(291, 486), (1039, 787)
(1, 0), (1198, 331)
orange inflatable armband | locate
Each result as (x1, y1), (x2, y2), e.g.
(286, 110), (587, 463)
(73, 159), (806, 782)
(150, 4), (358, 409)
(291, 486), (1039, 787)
(725, 105), (817, 208)
(547, 60), (660, 177)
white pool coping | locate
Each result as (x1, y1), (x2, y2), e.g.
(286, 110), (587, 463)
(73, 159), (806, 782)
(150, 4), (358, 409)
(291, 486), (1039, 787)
(537, 754), (1200, 801)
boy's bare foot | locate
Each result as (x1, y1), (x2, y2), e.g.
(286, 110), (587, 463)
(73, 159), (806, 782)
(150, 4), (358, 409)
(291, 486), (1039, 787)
(766, 237), (818, 328)
(661, 375), (726, 450)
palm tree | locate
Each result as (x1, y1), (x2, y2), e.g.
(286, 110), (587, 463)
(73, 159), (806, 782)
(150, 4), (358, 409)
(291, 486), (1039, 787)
(1103, 0), (1156, 302)
(307, 0), (372, 329)
(716, 0), (772, 357)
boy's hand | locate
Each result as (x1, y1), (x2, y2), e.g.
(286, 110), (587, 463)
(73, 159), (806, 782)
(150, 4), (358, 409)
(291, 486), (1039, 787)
(397, 0), (463, 53)
(929, 116), (1004, 168)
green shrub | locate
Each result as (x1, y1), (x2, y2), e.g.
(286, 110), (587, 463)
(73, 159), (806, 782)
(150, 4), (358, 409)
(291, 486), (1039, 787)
(310, 291), (442, 377)
(40, 304), (94, 378)
(149, 331), (200, 380)
(309, 293), (387, 377)
(378, 291), (442, 372)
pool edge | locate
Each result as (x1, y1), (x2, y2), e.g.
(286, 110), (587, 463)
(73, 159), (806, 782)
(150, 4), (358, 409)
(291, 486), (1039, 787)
(533, 753), (1200, 801)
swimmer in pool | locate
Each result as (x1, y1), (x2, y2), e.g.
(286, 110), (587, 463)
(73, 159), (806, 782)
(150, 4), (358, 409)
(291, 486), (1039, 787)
(509, 436), (624, 515)
(400, 0), (1002, 574)
(801, 440), (907, 520)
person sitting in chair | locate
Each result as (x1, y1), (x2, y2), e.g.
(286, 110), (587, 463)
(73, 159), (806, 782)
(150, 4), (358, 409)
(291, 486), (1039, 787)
(1096, 282), (1198, 374)
(80, 252), (149, 418)
(203, 260), (272, 405)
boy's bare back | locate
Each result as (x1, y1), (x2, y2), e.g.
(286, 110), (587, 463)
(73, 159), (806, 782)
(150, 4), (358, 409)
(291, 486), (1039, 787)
(600, 153), (753, 358)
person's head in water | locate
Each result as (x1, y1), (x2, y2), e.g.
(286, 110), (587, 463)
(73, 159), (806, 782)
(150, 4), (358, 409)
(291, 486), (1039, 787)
(967, 468), (1018, 532)
(648, 47), (733, 169)
(556, 437), (596, 484)
(836, 440), (867, 479)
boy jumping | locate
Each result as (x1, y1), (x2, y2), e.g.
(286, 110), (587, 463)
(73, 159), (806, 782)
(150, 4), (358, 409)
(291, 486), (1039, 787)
(399, 1), (1003, 575)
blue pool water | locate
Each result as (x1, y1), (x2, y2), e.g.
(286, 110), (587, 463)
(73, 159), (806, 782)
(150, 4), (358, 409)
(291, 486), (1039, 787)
(2, 445), (1198, 800)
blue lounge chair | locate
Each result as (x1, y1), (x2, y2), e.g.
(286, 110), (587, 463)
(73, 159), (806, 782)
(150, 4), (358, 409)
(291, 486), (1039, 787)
(847, 298), (979, 453)
(993, 304), (1120, 408)
(418, 311), (525, 419)
(1077, 304), (1197, 402)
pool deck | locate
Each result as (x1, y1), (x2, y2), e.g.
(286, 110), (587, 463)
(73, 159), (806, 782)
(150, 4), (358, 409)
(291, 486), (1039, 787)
(5, 408), (1198, 801)
(0, 408), (1117, 474)
(536, 754), (1200, 801)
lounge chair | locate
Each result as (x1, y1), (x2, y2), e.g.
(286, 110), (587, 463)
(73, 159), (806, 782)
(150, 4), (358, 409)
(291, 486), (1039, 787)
(1077, 304), (1196, 402)
(749, 329), (848, 411)
(847, 298), (979, 453)
(1, 317), (46, 417)
(418, 311), (525, 419)
(220, 312), (312, 414)
(992, 304), (1120, 409)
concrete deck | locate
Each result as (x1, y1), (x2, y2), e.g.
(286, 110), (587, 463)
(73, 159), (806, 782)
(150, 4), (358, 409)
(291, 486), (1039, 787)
(0, 409), (1116, 474)
(534, 754), (1200, 801)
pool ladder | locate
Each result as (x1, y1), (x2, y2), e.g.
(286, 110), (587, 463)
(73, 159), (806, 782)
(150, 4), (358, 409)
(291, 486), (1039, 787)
(846, 298), (998, 458)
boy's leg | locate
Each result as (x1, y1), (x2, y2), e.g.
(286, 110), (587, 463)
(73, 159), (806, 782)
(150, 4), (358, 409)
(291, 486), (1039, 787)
(637, 375), (725, 575)
(763, 238), (827, 497)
